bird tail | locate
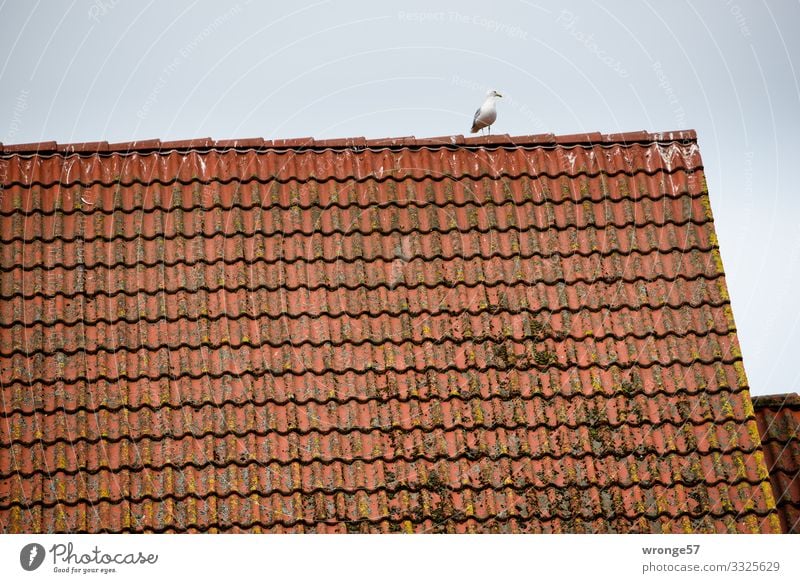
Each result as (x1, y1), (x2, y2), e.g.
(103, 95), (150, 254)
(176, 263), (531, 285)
(470, 124), (479, 133)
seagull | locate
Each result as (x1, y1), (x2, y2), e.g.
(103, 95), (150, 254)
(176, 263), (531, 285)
(470, 90), (503, 134)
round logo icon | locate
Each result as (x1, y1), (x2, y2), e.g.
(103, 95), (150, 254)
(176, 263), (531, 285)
(20, 543), (46, 571)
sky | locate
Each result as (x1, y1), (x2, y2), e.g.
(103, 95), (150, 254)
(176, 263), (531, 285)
(1, 0), (798, 396)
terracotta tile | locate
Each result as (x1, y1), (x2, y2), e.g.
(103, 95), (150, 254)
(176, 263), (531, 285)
(0, 132), (779, 532)
(753, 394), (800, 532)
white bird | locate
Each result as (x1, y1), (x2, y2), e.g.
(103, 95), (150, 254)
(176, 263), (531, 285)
(470, 90), (503, 134)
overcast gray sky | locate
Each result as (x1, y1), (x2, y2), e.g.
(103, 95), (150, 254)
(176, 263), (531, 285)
(1, 0), (798, 396)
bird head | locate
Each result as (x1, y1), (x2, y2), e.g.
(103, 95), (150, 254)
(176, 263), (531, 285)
(487, 90), (503, 98)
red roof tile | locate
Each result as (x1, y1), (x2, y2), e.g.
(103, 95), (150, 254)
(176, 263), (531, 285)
(0, 131), (781, 533)
(753, 393), (800, 533)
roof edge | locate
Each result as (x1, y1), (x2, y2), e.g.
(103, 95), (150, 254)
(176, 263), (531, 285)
(752, 392), (800, 410)
(0, 129), (697, 155)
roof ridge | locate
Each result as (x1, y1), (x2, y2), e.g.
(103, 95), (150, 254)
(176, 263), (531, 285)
(752, 393), (800, 409)
(0, 129), (697, 155)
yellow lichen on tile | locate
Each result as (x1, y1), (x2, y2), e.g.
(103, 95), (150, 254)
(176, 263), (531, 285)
(358, 495), (370, 518)
(720, 398), (734, 419)
(629, 462), (640, 484)
(759, 476), (776, 509)
(738, 485), (755, 512)
(743, 514), (759, 533)
(716, 279), (730, 301)
(9, 506), (22, 531)
(710, 249), (725, 276)
(766, 512), (782, 533)
(55, 508), (67, 532)
(732, 454), (747, 479)
(472, 402), (485, 425)
(681, 516), (693, 533)
(699, 192), (713, 220)
(733, 361), (748, 387)
(229, 496), (239, 521)
(746, 422), (763, 451)
(728, 335), (742, 358)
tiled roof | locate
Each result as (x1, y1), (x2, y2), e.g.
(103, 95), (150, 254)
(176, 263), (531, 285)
(753, 393), (800, 533)
(0, 130), (782, 533)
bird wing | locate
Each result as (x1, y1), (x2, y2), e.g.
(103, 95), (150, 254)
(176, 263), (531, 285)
(470, 107), (482, 133)
(472, 107), (482, 125)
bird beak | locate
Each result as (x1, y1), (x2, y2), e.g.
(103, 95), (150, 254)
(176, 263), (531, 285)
(496, 93), (503, 98)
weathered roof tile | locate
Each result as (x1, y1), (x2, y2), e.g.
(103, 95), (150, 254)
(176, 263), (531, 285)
(0, 131), (781, 533)
(753, 393), (800, 533)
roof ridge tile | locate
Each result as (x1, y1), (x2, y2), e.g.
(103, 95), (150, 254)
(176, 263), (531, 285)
(106, 138), (161, 151)
(0, 129), (698, 156)
(61, 141), (110, 153)
(2, 140), (58, 153)
(159, 137), (213, 150)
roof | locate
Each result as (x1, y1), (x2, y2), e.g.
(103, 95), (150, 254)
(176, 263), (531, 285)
(0, 130), (782, 533)
(752, 393), (800, 533)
